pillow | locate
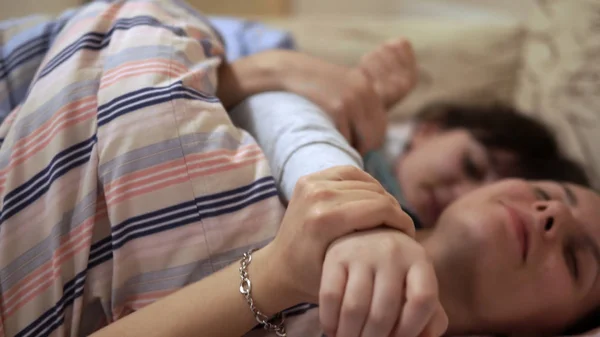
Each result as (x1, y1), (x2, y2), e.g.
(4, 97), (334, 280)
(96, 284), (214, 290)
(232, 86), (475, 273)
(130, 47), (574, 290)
(265, 16), (525, 121)
(514, 0), (600, 189)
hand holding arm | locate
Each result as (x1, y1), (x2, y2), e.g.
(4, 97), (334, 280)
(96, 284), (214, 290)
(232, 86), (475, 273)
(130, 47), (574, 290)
(320, 228), (448, 337)
(90, 166), (415, 337)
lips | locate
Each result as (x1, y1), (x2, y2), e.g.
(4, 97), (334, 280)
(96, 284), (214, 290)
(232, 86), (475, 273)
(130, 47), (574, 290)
(502, 203), (530, 262)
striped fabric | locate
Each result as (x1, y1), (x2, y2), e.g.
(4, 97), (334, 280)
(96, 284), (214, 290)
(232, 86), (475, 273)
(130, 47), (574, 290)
(0, 1), (285, 336)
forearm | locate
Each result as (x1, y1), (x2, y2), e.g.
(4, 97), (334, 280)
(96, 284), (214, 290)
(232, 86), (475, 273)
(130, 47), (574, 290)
(229, 92), (363, 201)
(216, 51), (286, 109)
(90, 247), (294, 337)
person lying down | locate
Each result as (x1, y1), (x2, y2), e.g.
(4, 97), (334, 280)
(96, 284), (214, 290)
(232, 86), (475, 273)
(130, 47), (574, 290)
(0, 1), (598, 337)
(230, 38), (589, 228)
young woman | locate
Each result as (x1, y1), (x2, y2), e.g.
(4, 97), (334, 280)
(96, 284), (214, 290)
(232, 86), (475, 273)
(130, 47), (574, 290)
(0, 1), (596, 337)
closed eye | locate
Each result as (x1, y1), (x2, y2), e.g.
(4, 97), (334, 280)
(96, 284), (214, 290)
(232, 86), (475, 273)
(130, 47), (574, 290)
(462, 154), (484, 181)
(534, 187), (551, 201)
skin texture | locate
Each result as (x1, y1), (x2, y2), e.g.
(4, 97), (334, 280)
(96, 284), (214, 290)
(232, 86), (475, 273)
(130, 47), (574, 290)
(396, 124), (517, 228)
(217, 38), (417, 155)
(421, 179), (600, 336)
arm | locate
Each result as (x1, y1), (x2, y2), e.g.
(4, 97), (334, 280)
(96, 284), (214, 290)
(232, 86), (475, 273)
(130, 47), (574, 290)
(216, 49), (388, 154)
(91, 246), (292, 337)
(229, 92), (363, 202)
(90, 167), (416, 337)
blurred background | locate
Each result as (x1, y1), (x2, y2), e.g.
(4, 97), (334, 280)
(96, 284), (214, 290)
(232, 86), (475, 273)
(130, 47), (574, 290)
(0, 0), (533, 21)
(0, 0), (598, 188)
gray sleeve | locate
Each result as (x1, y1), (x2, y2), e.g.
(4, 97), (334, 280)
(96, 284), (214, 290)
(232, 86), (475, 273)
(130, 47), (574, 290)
(228, 92), (363, 202)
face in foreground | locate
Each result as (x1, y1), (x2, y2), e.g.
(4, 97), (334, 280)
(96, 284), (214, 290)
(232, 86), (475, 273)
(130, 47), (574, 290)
(397, 126), (516, 228)
(426, 179), (600, 335)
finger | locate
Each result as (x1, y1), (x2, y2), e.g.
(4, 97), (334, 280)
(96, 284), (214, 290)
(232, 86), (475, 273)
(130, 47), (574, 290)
(306, 165), (381, 185)
(320, 262), (348, 336)
(365, 52), (389, 78)
(360, 263), (404, 337)
(359, 53), (381, 78)
(336, 265), (374, 337)
(392, 39), (418, 83)
(395, 261), (439, 337)
(387, 37), (414, 66)
(375, 47), (398, 74)
(417, 303), (449, 337)
(319, 180), (387, 195)
(333, 194), (415, 237)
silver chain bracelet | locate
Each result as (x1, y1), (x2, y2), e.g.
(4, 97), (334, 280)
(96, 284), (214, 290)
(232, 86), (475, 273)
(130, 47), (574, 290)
(239, 249), (287, 337)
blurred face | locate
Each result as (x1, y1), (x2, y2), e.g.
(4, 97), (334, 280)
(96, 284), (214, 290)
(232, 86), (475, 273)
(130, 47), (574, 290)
(397, 124), (516, 227)
(427, 179), (600, 335)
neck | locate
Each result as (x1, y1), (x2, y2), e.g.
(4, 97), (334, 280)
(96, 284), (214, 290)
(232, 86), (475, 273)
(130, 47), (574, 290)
(417, 230), (482, 336)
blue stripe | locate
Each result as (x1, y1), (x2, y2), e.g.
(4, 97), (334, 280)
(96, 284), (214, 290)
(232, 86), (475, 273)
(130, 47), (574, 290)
(0, 136), (96, 225)
(97, 81), (219, 127)
(17, 176), (278, 336)
(15, 269), (87, 337)
(37, 16), (187, 80)
(0, 35), (50, 81)
(111, 177), (277, 248)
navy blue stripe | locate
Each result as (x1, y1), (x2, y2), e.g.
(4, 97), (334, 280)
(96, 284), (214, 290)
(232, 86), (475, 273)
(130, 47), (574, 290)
(37, 16), (187, 80)
(111, 176), (275, 233)
(111, 180), (277, 248)
(97, 82), (219, 127)
(113, 188), (277, 250)
(0, 136), (96, 224)
(0, 36), (50, 81)
(18, 177), (278, 336)
(195, 176), (275, 203)
(15, 269), (87, 337)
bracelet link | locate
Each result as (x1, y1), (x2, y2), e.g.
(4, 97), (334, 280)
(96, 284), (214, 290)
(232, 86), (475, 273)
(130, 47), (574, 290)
(239, 249), (286, 337)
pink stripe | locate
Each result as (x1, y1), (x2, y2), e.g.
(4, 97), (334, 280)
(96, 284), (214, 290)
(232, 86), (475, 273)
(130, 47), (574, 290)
(0, 97), (96, 190)
(100, 68), (184, 90)
(1, 216), (99, 317)
(3, 224), (94, 318)
(105, 150), (264, 206)
(104, 145), (260, 193)
(101, 59), (187, 83)
(0, 166), (98, 258)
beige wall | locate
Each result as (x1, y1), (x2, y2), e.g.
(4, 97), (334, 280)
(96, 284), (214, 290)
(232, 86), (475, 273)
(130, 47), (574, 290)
(0, 0), (534, 21)
(294, 0), (534, 20)
(0, 0), (81, 20)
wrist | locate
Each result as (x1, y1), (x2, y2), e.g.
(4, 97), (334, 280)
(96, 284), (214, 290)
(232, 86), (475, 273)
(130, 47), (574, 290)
(246, 245), (300, 316)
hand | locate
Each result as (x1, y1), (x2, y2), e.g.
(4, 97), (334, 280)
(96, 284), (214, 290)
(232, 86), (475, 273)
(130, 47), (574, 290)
(359, 37), (418, 109)
(319, 229), (448, 337)
(264, 166), (416, 305)
(276, 50), (387, 154)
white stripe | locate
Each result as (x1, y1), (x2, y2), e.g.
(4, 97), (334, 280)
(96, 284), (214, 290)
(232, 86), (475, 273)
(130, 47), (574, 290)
(102, 61), (186, 82)
(98, 84), (183, 121)
(112, 203), (198, 237)
(113, 187), (276, 247)
(22, 276), (86, 337)
(2, 141), (94, 217)
(16, 103), (96, 160)
(106, 152), (265, 204)
(43, 35), (104, 72)
(104, 145), (257, 193)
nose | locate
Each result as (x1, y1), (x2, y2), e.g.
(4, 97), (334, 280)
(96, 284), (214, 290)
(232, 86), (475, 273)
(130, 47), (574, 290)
(533, 200), (572, 241)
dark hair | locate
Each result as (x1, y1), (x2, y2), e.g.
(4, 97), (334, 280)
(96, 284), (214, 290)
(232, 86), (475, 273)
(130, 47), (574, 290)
(414, 102), (590, 187)
(418, 102), (597, 335)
